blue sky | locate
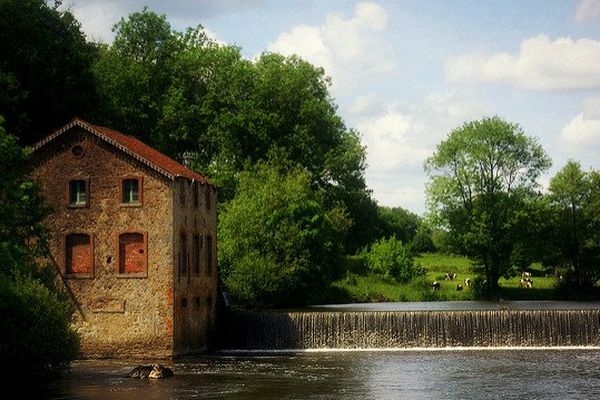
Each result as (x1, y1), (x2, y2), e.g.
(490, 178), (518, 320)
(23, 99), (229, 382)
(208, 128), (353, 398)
(66, 0), (600, 214)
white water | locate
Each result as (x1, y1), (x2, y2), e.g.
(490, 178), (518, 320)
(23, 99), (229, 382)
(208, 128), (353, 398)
(223, 308), (600, 349)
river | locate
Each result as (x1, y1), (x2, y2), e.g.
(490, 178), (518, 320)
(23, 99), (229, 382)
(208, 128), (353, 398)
(40, 349), (600, 399)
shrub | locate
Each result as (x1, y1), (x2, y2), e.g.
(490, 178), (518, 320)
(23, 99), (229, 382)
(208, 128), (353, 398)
(0, 275), (79, 380)
(365, 236), (421, 283)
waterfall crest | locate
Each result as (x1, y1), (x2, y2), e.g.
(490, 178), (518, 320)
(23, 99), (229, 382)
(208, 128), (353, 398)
(221, 310), (600, 349)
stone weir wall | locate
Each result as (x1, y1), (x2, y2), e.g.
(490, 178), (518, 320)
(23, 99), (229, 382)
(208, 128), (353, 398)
(220, 310), (600, 349)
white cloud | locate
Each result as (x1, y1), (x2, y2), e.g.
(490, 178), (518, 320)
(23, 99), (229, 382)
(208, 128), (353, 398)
(352, 91), (490, 213)
(358, 108), (429, 172)
(561, 98), (600, 147)
(64, 0), (255, 43)
(447, 35), (600, 91)
(574, 0), (600, 24)
(267, 2), (395, 95)
(66, 1), (122, 42)
(347, 93), (385, 116)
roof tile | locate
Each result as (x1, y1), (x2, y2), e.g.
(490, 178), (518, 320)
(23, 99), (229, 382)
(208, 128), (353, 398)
(34, 117), (210, 184)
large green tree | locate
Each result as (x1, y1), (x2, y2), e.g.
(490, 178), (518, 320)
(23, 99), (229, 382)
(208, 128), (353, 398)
(425, 116), (551, 297)
(0, 0), (98, 144)
(219, 162), (350, 307)
(94, 9), (376, 252)
(547, 161), (600, 289)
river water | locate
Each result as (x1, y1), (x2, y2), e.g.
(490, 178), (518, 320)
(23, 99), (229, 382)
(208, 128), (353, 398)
(41, 349), (600, 399)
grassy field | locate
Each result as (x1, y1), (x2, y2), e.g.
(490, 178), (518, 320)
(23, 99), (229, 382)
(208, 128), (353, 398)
(332, 252), (566, 303)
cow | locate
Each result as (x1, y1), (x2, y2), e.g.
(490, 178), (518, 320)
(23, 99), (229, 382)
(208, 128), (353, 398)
(432, 281), (441, 291)
(520, 278), (533, 288)
(456, 284), (464, 291)
(521, 271), (532, 279)
(464, 278), (471, 287)
(445, 272), (457, 281)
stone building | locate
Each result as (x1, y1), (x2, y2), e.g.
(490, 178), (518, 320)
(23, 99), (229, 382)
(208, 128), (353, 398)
(30, 117), (218, 358)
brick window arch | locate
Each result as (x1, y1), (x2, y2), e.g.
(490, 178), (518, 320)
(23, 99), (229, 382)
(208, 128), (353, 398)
(118, 232), (147, 276)
(65, 233), (93, 278)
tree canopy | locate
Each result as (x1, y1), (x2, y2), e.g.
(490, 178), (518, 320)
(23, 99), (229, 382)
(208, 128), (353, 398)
(94, 9), (376, 252)
(547, 161), (600, 289)
(426, 116), (551, 297)
(0, 0), (98, 144)
(219, 162), (350, 307)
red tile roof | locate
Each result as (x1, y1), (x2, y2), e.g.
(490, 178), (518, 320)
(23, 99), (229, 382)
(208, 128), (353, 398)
(33, 117), (210, 184)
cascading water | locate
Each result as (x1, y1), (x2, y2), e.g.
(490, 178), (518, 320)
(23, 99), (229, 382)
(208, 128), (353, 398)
(221, 309), (600, 349)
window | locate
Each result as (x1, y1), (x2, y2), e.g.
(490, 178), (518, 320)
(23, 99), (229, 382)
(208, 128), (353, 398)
(205, 235), (212, 274)
(179, 233), (188, 276)
(69, 180), (87, 207)
(118, 232), (147, 275)
(66, 233), (93, 277)
(121, 178), (141, 205)
(193, 182), (199, 208)
(193, 234), (201, 275)
(71, 144), (85, 158)
(205, 188), (211, 211)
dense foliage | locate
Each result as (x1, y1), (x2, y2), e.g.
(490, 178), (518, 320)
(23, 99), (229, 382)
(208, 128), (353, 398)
(0, 0), (98, 144)
(219, 163), (350, 307)
(364, 236), (420, 283)
(0, 122), (79, 379)
(547, 161), (600, 289)
(426, 117), (551, 297)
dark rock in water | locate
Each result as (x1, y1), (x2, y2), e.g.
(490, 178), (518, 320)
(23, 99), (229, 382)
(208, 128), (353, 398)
(127, 365), (153, 379)
(127, 364), (174, 379)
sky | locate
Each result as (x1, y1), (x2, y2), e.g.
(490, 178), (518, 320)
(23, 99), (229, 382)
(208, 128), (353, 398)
(63, 0), (600, 215)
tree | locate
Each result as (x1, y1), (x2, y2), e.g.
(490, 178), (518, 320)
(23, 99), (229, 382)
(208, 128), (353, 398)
(364, 236), (419, 283)
(94, 9), (377, 252)
(218, 162), (350, 307)
(376, 206), (420, 244)
(0, 0), (98, 144)
(93, 8), (187, 145)
(0, 121), (79, 379)
(547, 161), (600, 289)
(425, 117), (551, 297)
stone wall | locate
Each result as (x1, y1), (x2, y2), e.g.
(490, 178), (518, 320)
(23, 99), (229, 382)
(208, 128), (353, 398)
(31, 127), (175, 358)
(172, 178), (218, 355)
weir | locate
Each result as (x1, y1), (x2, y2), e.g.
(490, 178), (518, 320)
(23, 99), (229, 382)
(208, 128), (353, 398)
(221, 308), (600, 350)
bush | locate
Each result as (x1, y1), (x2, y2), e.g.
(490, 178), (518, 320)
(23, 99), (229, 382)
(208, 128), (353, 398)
(0, 275), (79, 380)
(365, 236), (421, 283)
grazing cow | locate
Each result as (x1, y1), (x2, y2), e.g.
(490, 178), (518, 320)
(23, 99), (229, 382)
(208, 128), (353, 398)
(432, 281), (441, 291)
(456, 284), (463, 291)
(520, 278), (533, 288)
(464, 278), (471, 287)
(445, 272), (457, 281)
